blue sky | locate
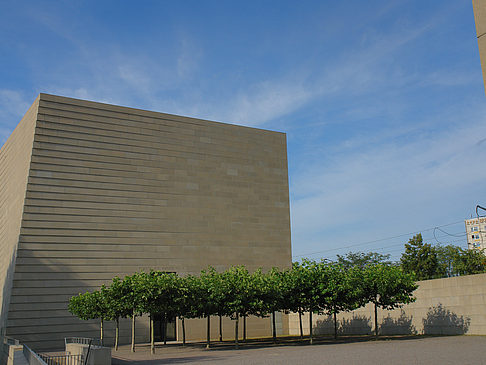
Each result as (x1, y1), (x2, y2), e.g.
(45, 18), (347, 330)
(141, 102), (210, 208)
(1, 0), (485, 261)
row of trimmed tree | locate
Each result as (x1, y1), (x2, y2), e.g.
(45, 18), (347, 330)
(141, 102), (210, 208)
(68, 260), (417, 353)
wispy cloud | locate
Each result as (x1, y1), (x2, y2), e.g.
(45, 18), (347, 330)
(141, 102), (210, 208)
(13, 0), (458, 141)
(291, 106), (486, 257)
(0, 89), (31, 145)
(217, 77), (314, 125)
(1, 0), (483, 262)
(421, 70), (479, 87)
(204, 15), (440, 126)
(176, 34), (203, 79)
(0, 89), (30, 118)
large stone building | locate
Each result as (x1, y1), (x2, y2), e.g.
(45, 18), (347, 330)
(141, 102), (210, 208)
(473, 0), (486, 94)
(0, 94), (292, 350)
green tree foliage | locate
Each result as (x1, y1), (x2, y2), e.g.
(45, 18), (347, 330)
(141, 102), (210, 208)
(156, 273), (182, 347)
(120, 273), (144, 352)
(318, 263), (363, 339)
(136, 271), (181, 353)
(257, 268), (284, 342)
(454, 248), (486, 275)
(68, 292), (92, 321)
(195, 267), (224, 348)
(105, 277), (137, 350)
(68, 289), (111, 345)
(220, 266), (261, 348)
(361, 264), (417, 336)
(67, 260), (424, 347)
(337, 251), (392, 269)
(435, 245), (460, 278)
(134, 271), (159, 354)
(401, 235), (486, 280)
(177, 274), (200, 345)
(206, 270), (228, 342)
(300, 259), (325, 344)
(401, 234), (440, 280)
(281, 262), (308, 338)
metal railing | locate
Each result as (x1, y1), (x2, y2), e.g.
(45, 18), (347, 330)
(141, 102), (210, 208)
(38, 353), (83, 365)
(3, 336), (20, 346)
(1, 336), (19, 365)
(23, 342), (84, 365)
(3, 336), (94, 365)
(23, 345), (48, 365)
(65, 337), (101, 347)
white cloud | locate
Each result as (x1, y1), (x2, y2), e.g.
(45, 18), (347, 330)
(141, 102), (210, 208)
(0, 89), (30, 118)
(202, 17), (437, 127)
(176, 35), (202, 79)
(219, 78), (314, 126)
(0, 90), (31, 146)
(421, 71), (478, 87)
(291, 109), (486, 257)
(4, 1), (480, 263)
(18, 1), (446, 132)
(117, 63), (153, 95)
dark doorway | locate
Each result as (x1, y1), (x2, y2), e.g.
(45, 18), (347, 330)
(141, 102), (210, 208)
(154, 314), (176, 341)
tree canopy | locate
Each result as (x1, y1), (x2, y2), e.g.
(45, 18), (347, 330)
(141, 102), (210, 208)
(400, 234), (486, 280)
(68, 259), (422, 347)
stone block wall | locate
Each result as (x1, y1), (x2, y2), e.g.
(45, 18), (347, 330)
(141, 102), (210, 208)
(290, 273), (486, 336)
(1, 94), (292, 350)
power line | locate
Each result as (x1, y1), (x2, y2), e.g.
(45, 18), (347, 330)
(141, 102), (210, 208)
(434, 227), (466, 238)
(376, 237), (466, 254)
(319, 233), (467, 260)
(425, 230), (466, 240)
(292, 219), (465, 258)
(320, 237), (469, 262)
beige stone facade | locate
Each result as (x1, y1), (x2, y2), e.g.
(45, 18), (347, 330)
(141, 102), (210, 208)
(0, 94), (292, 350)
(473, 0), (486, 95)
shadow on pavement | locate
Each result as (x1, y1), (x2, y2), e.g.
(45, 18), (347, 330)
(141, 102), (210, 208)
(112, 355), (223, 364)
(119, 333), (457, 354)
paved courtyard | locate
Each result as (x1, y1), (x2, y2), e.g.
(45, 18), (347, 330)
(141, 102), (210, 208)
(111, 335), (486, 364)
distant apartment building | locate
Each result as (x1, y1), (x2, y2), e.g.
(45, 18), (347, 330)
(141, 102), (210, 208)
(465, 217), (486, 250)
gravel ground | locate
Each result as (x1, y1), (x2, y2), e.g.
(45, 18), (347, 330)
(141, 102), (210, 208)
(111, 335), (486, 365)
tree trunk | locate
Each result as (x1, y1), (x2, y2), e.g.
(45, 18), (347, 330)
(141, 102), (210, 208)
(243, 315), (246, 342)
(163, 315), (167, 345)
(272, 311), (277, 343)
(374, 302), (378, 337)
(219, 314), (223, 342)
(206, 315), (211, 349)
(235, 314), (239, 349)
(309, 310), (313, 345)
(150, 315), (155, 354)
(149, 316), (152, 345)
(333, 311), (338, 340)
(299, 310), (303, 339)
(131, 313), (136, 352)
(100, 318), (104, 346)
(182, 317), (186, 346)
(115, 317), (119, 351)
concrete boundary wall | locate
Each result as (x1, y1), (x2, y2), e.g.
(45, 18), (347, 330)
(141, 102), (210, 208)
(289, 273), (486, 336)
